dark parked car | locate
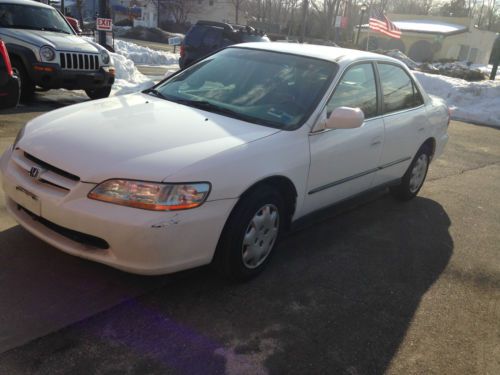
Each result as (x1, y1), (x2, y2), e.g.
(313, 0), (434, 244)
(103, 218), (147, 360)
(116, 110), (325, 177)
(179, 20), (270, 69)
(0, 38), (19, 109)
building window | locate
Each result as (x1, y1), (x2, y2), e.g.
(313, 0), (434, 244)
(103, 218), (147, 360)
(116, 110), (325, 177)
(469, 48), (478, 63)
(458, 44), (470, 61)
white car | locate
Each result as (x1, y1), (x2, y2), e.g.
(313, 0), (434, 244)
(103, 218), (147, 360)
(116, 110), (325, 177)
(0, 43), (449, 279)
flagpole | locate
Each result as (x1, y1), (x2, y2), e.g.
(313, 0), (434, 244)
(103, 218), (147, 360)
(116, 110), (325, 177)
(366, 7), (370, 51)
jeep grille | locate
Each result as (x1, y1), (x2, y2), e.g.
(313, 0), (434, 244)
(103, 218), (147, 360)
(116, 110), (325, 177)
(60, 53), (99, 71)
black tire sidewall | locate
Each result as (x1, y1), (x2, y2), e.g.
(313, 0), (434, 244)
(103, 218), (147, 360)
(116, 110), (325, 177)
(391, 146), (431, 201)
(215, 186), (286, 281)
(11, 59), (35, 101)
(85, 86), (112, 100)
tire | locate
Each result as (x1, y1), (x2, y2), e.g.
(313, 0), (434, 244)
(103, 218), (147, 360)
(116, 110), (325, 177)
(85, 86), (112, 100)
(11, 58), (35, 102)
(390, 145), (431, 201)
(213, 186), (286, 281)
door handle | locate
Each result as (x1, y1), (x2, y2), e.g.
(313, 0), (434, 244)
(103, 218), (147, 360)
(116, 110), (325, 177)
(371, 137), (382, 146)
(418, 127), (425, 132)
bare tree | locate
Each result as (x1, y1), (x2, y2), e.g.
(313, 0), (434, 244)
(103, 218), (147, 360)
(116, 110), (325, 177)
(231, 0), (248, 24)
(162, 0), (199, 25)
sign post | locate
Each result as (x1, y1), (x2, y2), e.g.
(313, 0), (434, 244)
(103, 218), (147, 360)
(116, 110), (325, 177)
(168, 36), (181, 53)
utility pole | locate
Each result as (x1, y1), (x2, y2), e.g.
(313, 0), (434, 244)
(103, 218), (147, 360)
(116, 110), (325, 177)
(98, 0), (108, 48)
(60, 0), (65, 15)
(299, 0), (308, 43)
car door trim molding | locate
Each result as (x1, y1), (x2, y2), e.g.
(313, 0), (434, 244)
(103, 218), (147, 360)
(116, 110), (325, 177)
(308, 156), (411, 195)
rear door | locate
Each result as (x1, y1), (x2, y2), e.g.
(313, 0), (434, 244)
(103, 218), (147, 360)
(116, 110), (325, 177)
(372, 62), (428, 186)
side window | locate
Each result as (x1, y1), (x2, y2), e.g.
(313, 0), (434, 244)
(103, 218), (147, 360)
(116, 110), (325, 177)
(378, 64), (422, 114)
(326, 63), (378, 119)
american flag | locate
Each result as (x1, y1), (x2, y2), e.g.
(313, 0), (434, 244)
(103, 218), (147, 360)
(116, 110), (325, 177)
(369, 8), (401, 39)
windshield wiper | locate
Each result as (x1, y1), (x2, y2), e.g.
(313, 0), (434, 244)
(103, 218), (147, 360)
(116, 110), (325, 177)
(41, 27), (70, 34)
(143, 88), (167, 100)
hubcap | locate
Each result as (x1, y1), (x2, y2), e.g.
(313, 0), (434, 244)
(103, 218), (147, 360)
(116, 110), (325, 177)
(241, 204), (280, 269)
(12, 67), (21, 86)
(409, 154), (428, 193)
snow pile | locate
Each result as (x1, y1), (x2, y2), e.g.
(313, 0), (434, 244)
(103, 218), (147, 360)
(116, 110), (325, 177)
(114, 39), (179, 66)
(414, 71), (500, 127)
(110, 52), (154, 96)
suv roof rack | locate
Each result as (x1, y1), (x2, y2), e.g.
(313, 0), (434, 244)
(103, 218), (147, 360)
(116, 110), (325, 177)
(195, 20), (264, 36)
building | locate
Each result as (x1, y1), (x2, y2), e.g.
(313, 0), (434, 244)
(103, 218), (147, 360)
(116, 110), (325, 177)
(186, 0), (237, 25)
(358, 14), (498, 65)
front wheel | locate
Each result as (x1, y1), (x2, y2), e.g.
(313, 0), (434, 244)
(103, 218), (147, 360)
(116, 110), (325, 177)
(11, 58), (35, 102)
(390, 146), (431, 201)
(213, 186), (285, 281)
(85, 86), (112, 100)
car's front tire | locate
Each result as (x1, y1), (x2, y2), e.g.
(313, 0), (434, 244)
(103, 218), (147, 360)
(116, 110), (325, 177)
(390, 145), (431, 201)
(213, 186), (285, 281)
(11, 58), (35, 102)
(85, 86), (112, 100)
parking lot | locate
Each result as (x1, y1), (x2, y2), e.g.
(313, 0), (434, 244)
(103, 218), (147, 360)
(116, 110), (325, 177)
(0, 97), (499, 374)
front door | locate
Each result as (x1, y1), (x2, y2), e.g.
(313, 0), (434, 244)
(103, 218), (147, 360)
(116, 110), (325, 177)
(303, 62), (384, 215)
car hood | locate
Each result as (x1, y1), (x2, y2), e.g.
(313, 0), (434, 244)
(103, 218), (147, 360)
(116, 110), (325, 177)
(19, 93), (280, 183)
(0, 29), (99, 53)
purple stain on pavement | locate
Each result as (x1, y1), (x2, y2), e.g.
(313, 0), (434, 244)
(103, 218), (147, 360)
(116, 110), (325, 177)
(83, 299), (236, 374)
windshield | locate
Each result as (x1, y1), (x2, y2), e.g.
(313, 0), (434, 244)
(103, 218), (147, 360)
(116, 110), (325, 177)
(154, 48), (336, 129)
(0, 4), (73, 34)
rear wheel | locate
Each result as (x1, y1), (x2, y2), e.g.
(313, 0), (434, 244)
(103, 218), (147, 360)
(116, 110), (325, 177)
(11, 58), (35, 102)
(213, 186), (285, 281)
(390, 146), (431, 201)
(85, 86), (112, 100)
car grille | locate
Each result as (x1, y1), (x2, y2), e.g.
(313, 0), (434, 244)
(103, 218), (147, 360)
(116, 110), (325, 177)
(11, 149), (81, 194)
(60, 52), (99, 71)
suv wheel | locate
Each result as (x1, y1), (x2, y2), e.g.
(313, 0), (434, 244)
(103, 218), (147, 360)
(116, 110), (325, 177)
(11, 58), (35, 102)
(85, 86), (112, 100)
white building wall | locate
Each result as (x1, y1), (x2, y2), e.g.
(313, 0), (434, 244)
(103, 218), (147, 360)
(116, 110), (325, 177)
(187, 0), (237, 24)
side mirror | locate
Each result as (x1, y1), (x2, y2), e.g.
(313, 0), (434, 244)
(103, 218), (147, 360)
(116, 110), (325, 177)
(326, 107), (365, 130)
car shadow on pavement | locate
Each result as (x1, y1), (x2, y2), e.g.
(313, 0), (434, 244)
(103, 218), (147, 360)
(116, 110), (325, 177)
(0, 194), (453, 375)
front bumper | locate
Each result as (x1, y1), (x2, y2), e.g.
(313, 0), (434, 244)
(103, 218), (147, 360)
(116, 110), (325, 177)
(0, 147), (236, 275)
(30, 63), (115, 91)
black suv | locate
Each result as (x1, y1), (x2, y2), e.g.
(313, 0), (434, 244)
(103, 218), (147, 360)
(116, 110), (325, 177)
(179, 20), (270, 69)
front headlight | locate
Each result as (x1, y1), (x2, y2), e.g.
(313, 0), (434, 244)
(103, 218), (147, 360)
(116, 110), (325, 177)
(88, 180), (211, 211)
(100, 49), (110, 65)
(40, 46), (56, 62)
(12, 125), (26, 150)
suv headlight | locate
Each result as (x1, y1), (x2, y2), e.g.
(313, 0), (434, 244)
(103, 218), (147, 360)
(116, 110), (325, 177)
(40, 46), (56, 62)
(88, 180), (211, 211)
(100, 49), (110, 65)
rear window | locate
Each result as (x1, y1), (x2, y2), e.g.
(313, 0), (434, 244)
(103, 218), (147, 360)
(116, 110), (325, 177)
(185, 25), (222, 48)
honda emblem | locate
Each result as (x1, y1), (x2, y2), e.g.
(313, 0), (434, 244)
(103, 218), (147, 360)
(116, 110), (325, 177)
(29, 167), (40, 179)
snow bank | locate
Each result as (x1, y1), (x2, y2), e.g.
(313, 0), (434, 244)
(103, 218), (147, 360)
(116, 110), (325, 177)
(114, 39), (179, 66)
(110, 52), (154, 96)
(414, 71), (500, 127)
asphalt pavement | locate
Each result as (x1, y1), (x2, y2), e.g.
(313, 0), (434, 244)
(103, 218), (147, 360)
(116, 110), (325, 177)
(0, 102), (499, 374)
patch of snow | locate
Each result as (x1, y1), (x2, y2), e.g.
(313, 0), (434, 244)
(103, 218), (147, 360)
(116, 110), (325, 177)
(109, 52), (154, 96)
(114, 39), (179, 66)
(414, 71), (500, 127)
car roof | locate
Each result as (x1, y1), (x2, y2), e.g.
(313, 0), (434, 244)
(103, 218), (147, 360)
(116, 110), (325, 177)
(233, 42), (401, 67)
(0, 0), (53, 9)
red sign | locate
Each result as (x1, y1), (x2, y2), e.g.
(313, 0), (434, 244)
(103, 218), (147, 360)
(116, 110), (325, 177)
(96, 18), (113, 31)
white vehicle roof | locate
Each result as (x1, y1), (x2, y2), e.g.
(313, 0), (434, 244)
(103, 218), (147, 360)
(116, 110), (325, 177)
(0, 0), (53, 8)
(235, 42), (401, 67)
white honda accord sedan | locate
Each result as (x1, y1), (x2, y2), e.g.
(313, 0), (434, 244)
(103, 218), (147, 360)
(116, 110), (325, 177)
(0, 43), (449, 279)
